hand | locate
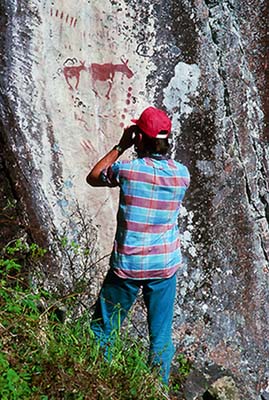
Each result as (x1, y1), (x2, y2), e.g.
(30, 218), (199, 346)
(118, 125), (138, 151)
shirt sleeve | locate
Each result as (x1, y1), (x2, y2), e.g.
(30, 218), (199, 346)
(183, 166), (191, 188)
(100, 161), (121, 187)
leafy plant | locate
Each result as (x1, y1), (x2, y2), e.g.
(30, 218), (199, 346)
(176, 353), (192, 377)
(169, 352), (193, 397)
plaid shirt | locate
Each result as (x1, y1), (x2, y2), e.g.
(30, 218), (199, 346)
(101, 155), (190, 279)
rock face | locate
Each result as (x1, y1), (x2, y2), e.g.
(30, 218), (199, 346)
(181, 365), (242, 400)
(0, 0), (268, 398)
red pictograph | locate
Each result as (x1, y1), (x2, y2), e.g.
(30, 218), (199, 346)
(50, 8), (77, 28)
(89, 58), (134, 99)
(63, 61), (87, 90)
(63, 58), (134, 98)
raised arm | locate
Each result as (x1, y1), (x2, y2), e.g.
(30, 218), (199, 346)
(86, 126), (137, 187)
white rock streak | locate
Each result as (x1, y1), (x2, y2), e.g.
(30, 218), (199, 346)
(163, 62), (201, 258)
(163, 61), (201, 158)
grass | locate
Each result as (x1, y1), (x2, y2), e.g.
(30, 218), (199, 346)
(0, 240), (191, 399)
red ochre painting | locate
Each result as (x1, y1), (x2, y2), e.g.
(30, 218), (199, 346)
(50, 8), (78, 28)
(63, 58), (134, 99)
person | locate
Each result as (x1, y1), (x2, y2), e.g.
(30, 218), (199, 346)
(86, 106), (190, 385)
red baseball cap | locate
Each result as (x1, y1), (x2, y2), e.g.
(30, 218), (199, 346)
(131, 107), (171, 138)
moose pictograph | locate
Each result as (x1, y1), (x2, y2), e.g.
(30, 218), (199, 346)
(63, 58), (134, 99)
(89, 58), (134, 99)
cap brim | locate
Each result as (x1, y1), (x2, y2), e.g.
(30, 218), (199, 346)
(156, 133), (169, 139)
(131, 119), (138, 124)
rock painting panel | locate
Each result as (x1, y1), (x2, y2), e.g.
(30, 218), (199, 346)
(40, 0), (152, 248)
(63, 58), (134, 100)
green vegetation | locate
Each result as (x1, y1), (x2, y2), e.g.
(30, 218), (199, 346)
(0, 239), (191, 399)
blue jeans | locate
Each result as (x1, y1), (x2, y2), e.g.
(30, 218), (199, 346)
(91, 269), (176, 384)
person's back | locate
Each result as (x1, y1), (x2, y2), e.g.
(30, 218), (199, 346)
(110, 156), (190, 279)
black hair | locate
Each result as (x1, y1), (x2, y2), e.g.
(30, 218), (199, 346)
(136, 130), (170, 157)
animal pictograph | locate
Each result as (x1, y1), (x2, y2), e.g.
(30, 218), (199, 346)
(89, 58), (134, 99)
(63, 58), (134, 98)
(63, 60), (87, 90)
